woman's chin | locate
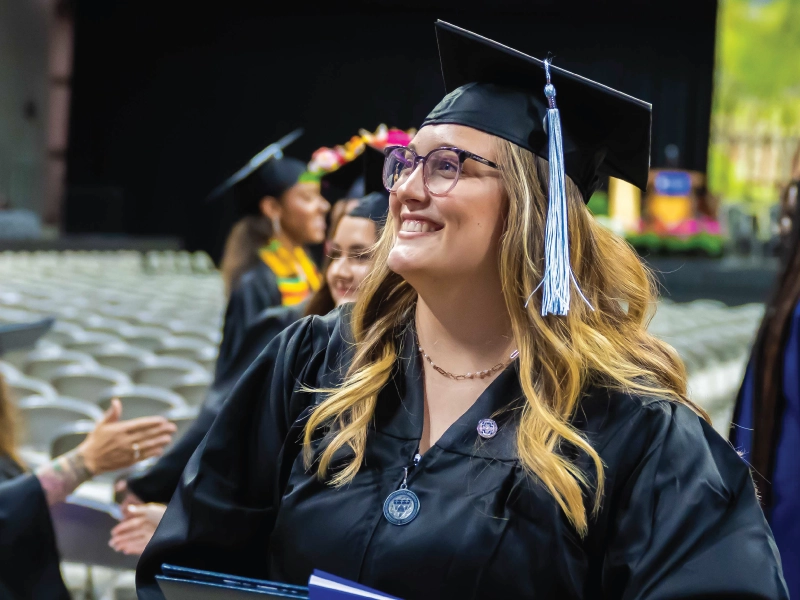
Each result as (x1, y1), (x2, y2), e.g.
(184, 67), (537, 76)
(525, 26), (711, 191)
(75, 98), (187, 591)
(387, 248), (431, 277)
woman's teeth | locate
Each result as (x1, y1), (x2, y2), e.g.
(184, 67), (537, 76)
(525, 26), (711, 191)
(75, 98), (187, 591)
(401, 220), (436, 233)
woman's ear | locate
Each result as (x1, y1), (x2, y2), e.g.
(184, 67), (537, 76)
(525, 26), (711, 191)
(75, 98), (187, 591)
(259, 196), (281, 220)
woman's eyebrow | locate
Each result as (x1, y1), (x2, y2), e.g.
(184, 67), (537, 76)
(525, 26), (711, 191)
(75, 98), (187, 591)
(408, 141), (458, 153)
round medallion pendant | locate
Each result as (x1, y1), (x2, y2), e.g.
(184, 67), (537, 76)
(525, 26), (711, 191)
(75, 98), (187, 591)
(383, 488), (421, 525)
(477, 418), (498, 439)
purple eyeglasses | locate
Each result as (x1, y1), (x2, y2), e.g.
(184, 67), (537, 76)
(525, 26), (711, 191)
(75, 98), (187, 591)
(382, 145), (500, 196)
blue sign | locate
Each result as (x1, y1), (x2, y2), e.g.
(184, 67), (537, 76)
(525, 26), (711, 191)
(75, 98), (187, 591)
(654, 171), (692, 196)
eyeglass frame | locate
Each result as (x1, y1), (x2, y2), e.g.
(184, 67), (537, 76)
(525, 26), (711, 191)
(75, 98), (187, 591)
(382, 145), (501, 196)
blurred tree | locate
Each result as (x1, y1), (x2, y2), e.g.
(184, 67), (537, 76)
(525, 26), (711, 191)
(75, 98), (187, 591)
(709, 0), (800, 215)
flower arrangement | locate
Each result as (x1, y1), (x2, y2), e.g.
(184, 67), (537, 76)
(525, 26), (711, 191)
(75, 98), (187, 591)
(305, 124), (416, 178)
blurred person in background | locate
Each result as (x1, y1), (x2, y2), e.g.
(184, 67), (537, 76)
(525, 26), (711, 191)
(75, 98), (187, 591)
(732, 141), (800, 600)
(137, 23), (785, 599)
(112, 191), (390, 556)
(216, 143), (331, 370)
(0, 323), (176, 598)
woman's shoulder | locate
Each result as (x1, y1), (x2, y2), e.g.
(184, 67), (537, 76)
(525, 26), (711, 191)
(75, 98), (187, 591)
(578, 385), (751, 495)
(249, 303), (355, 383)
(578, 384), (704, 440)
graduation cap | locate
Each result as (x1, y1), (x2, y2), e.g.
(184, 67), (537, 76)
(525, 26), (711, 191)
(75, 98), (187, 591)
(0, 317), (54, 355)
(321, 154), (366, 203)
(321, 146), (389, 203)
(207, 128), (308, 216)
(422, 21), (652, 315)
(347, 147), (391, 227)
(347, 191), (389, 229)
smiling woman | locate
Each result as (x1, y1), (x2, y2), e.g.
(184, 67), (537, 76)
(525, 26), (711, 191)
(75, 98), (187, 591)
(137, 22), (787, 600)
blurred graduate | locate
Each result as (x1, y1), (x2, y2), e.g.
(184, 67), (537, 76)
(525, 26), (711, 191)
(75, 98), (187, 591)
(732, 144), (800, 600)
(0, 320), (175, 598)
(120, 131), (403, 520)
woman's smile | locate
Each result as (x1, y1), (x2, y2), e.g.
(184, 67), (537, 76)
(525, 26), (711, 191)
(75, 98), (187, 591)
(398, 214), (444, 237)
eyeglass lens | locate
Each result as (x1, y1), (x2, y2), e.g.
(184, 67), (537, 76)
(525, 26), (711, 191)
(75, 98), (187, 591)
(383, 147), (462, 196)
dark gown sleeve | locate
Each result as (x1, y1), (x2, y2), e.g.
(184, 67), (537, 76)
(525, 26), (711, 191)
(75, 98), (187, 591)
(135, 311), (342, 599)
(0, 454), (23, 484)
(215, 263), (282, 380)
(0, 474), (70, 600)
(126, 306), (304, 504)
(599, 400), (787, 599)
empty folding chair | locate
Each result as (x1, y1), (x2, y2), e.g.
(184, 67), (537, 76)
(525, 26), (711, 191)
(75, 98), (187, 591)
(6, 376), (57, 402)
(170, 371), (213, 407)
(194, 345), (218, 373)
(81, 315), (130, 337)
(0, 307), (38, 324)
(97, 384), (186, 419)
(92, 343), (155, 376)
(164, 406), (199, 444)
(0, 360), (22, 382)
(50, 420), (95, 459)
(62, 331), (122, 355)
(132, 356), (206, 388)
(50, 364), (131, 402)
(119, 325), (172, 352)
(17, 396), (104, 453)
(166, 320), (222, 345)
(43, 321), (85, 346)
(155, 336), (216, 362)
(23, 349), (98, 381)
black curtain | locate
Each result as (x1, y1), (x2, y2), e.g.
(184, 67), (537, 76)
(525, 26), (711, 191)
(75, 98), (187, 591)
(67, 0), (718, 260)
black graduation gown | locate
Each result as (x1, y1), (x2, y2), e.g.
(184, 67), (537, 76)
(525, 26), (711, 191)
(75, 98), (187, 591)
(0, 474), (70, 599)
(216, 262), (282, 379)
(127, 304), (303, 504)
(137, 308), (787, 599)
(0, 454), (23, 484)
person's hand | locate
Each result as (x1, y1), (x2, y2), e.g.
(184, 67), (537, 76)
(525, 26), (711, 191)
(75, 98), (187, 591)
(109, 503), (167, 555)
(78, 399), (176, 475)
(114, 479), (144, 511)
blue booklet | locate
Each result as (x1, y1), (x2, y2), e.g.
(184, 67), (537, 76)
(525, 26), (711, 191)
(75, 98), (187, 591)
(157, 565), (401, 600)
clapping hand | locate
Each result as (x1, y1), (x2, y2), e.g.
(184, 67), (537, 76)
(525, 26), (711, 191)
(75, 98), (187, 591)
(109, 503), (167, 556)
(79, 399), (177, 475)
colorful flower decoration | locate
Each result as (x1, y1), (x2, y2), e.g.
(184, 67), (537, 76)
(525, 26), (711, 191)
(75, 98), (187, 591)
(360, 124), (416, 151)
(305, 124), (417, 179)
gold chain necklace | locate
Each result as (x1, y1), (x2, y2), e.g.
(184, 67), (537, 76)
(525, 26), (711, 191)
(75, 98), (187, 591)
(418, 344), (519, 381)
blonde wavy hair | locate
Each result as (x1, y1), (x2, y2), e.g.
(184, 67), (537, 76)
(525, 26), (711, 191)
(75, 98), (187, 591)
(304, 138), (707, 535)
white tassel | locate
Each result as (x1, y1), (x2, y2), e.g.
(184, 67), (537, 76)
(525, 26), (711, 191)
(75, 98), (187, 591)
(533, 60), (592, 317)
(540, 99), (571, 315)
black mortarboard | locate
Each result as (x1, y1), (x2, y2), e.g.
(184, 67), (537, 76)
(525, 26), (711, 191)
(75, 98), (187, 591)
(322, 146), (388, 203)
(347, 192), (389, 229)
(422, 21), (651, 201)
(0, 317), (54, 355)
(423, 22), (651, 316)
(322, 157), (364, 203)
(207, 128), (308, 216)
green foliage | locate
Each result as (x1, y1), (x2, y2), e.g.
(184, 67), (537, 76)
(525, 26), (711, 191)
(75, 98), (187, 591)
(709, 0), (800, 207)
(587, 190), (608, 216)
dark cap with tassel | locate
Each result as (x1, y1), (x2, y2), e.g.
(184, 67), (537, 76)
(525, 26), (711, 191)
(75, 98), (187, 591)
(422, 21), (651, 315)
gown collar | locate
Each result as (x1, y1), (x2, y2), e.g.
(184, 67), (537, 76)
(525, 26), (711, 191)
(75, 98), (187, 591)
(374, 323), (522, 462)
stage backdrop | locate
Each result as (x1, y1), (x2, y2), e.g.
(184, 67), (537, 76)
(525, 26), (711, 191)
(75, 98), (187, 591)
(66, 0), (719, 260)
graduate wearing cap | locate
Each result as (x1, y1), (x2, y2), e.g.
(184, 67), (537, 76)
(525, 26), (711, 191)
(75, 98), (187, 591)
(215, 131), (330, 375)
(138, 23), (786, 599)
(122, 141), (395, 512)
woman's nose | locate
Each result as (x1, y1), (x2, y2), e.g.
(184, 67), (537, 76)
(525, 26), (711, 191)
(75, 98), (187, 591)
(395, 163), (427, 206)
(329, 258), (351, 281)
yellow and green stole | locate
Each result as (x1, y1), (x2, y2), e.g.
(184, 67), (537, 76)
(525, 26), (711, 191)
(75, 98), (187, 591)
(258, 239), (322, 306)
